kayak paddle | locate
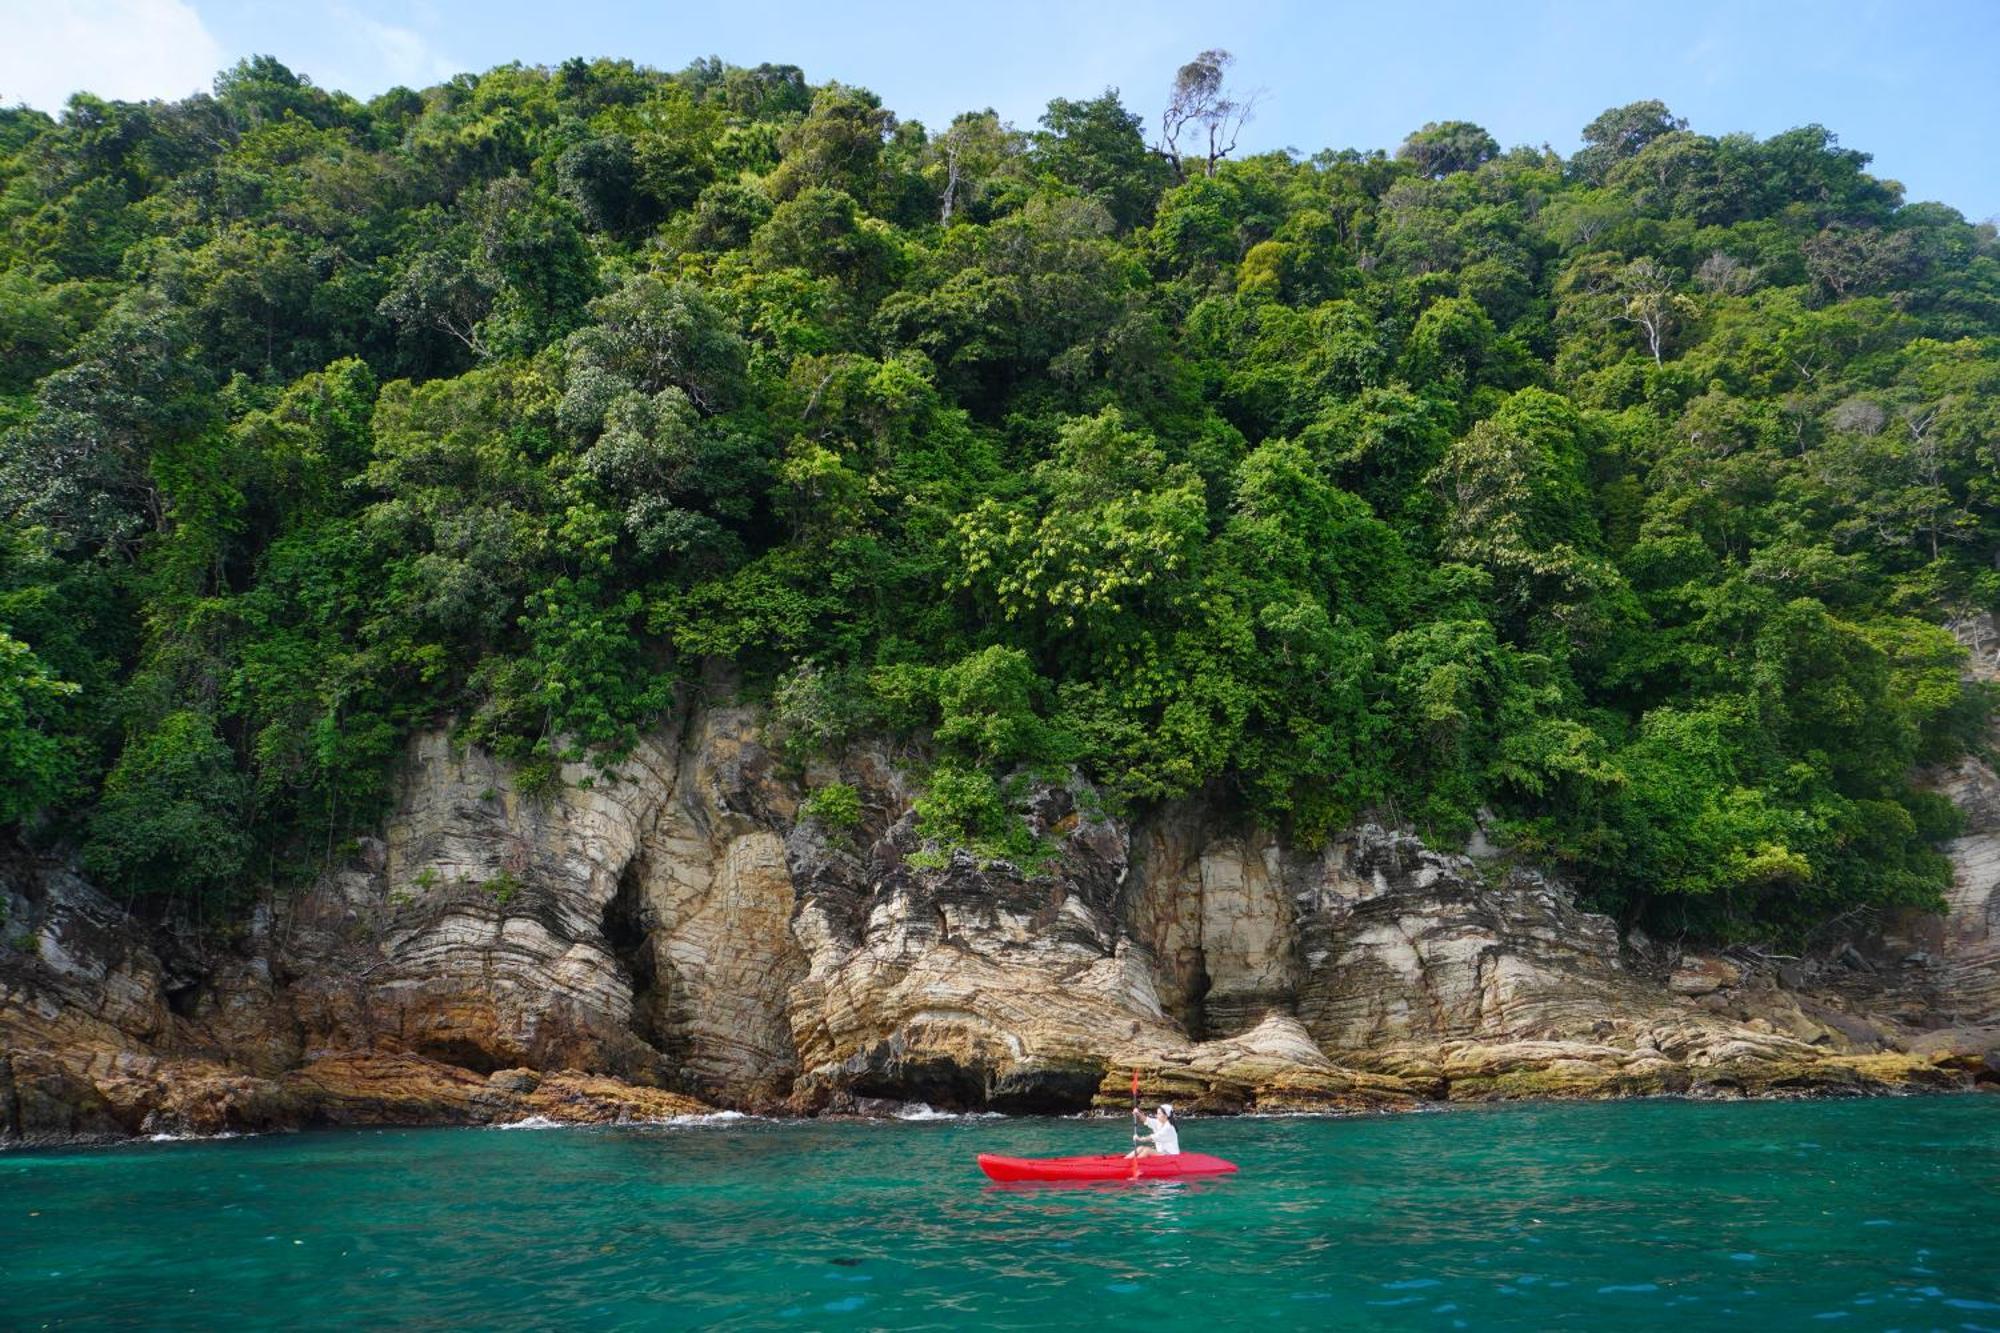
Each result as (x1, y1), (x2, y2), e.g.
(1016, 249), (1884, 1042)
(1130, 1067), (1140, 1178)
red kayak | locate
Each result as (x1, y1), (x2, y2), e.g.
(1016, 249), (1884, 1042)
(977, 1152), (1239, 1183)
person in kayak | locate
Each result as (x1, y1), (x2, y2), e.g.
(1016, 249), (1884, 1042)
(1126, 1103), (1180, 1158)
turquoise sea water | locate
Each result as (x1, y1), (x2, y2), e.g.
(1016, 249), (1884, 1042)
(3, 1097), (1998, 1330)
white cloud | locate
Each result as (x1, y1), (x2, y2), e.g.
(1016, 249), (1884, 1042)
(334, 5), (456, 90)
(0, 0), (224, 110)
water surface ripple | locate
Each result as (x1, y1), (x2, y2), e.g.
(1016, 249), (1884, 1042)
(4, 1097), (1998, 1329)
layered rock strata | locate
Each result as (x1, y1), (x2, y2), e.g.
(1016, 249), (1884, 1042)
(4, 698), (1995, 1145)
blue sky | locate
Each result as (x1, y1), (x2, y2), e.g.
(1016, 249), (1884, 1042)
(3, 0), (1995, 220)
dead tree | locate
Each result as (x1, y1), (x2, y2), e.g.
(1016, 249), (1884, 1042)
(1157, 49), (1260, 181)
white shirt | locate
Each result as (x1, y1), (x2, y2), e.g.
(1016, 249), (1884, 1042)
(1145, 1112), (1180, 1155)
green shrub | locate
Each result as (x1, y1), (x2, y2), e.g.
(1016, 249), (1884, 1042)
(800, 781), (862, 829)
(934, 646), (1068, 767)
(515, 755), (563, 801)
(483, 868), (522, 907)
(911, 763), (1048, 869)
(82, 711), (250, 912)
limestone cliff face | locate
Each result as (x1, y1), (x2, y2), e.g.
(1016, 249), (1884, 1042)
(1921, 754), (2000, 1025)
(1293, 833), (1631, 1051)
(1124, 807), (1301, 1038)
(1859, 613), (2000, 1067)
(620, 708), (802, 1100)
(282, 728), (681, 1081)
(3, 697), (1995, 1145)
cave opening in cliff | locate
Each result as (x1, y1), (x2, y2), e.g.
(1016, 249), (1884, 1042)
(1185, 961), (1214, 1042)
(603, 857), (673, 1057)
(162, 977), (202, 1019)
(413, 1038), (504, 1076)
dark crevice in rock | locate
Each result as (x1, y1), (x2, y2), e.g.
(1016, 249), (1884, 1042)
(411, 1039), (501, 1075)
(847, 1051), (988, 1110)
(1, 1053), (18, 1141)
(986, 1061), (1107, 1114)
(164, 979), (202, 1019)
(837, 1048), (1106, 1115)
(1185, 960), (1213, 1042)
(603, 857), (667, 1053)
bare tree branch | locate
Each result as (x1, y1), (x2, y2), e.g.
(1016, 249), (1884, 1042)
(1157, 49), (1258, 181)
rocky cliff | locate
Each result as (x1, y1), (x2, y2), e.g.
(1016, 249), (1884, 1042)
(4, 699), (1996, 1145)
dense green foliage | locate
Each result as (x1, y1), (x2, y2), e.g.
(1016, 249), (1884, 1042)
(3, 54), (1997, 937)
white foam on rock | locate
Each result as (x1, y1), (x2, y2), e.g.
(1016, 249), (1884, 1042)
(494, 1110), (760, 1132)
(667, 1110), (752, 1125)
(893, 1103), (1004, 1121)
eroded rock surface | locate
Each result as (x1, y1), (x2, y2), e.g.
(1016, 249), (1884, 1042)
(1851, 615), (2000, 1068)
(5, 693), (1996, 1145)
(621, 708), (803, 1103)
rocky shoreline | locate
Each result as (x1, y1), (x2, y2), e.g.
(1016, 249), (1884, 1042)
(5, 702), (1996, 1148)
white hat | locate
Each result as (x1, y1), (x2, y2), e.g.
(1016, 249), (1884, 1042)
(1157, 1103), (1174, 1118)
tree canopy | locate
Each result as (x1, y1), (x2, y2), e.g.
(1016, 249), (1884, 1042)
(2, 60), (1996, 940)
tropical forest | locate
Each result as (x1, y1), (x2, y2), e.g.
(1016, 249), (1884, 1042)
(4, 50), (1998, 944)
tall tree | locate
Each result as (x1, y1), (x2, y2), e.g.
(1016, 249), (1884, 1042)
(1156, 49), (1259, 182)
